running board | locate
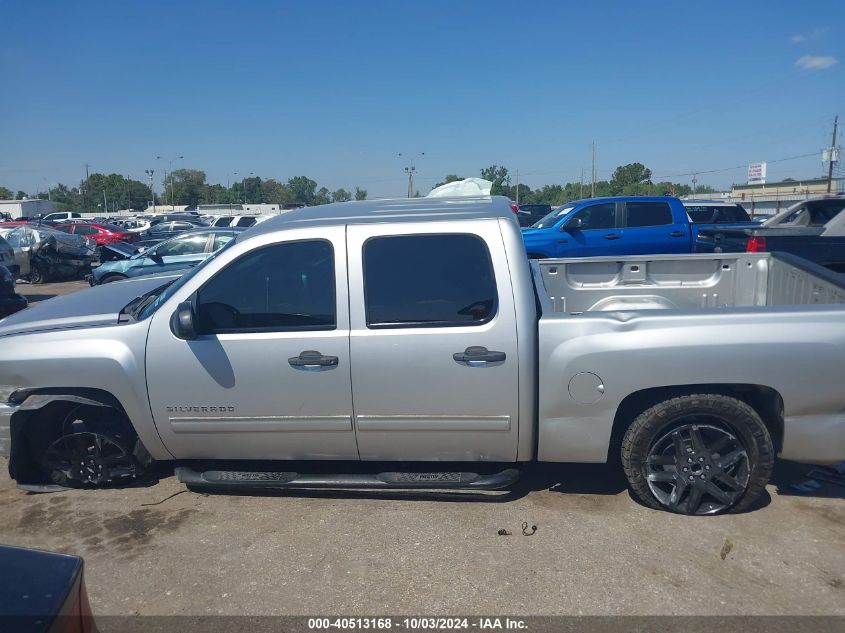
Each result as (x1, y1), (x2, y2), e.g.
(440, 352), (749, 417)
(175, 467), (520, 491)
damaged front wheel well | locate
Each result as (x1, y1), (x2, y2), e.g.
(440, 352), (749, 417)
(9, 389), (151, 486)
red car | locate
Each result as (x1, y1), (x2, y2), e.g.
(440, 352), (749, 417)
(54, 222), (138, 245)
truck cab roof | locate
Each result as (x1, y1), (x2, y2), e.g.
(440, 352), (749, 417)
(246, 196), (514, 237)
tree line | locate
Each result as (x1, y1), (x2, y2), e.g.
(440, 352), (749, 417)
(2, 161), (713, 213)
(433, 163), (714, 205)
(0, 171), (368, 214)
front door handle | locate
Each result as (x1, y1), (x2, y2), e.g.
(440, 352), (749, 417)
(603, 233), (621, 240)
(288, 350), (339, 368)
(453, 346), (506, 366)
(669, 231), (685, 237)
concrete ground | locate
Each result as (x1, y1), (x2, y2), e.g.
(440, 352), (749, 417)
(1, 460), (843, 616)
(1, 282), (843, 616)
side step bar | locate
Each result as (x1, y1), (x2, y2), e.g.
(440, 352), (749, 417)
(175, 467), (520, 491)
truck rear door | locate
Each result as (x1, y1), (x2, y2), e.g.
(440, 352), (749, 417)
(622, 200), (689, 254)
(346, 220), (521, 462)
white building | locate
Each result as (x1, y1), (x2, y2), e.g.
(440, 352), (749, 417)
(0, 198), (54, 219)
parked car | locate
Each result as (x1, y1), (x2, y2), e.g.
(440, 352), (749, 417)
(90, 228), (243, 285)
(0, 266), (27, 318)
(0, 235), (18, 277)
(135, 219), (207, 248)
(0, 225), (95, 283)
(54, 222), (138, 246)
(108, 217), (151, 233)
(39, 211), (83, 223)
(210, 215), (260, 228)
(696, 194), (845, 273)
(522, 196), (759, 258)
(2, 197), (845, 517)
(515, 204), (552, 228)
(0, 544), (97, 633)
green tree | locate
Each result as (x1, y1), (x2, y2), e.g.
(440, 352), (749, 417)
(15, 190), (27, 200)
(164, 169), (207, 207)
(354, 187), (367, 201)
(331, 188), (351, 203)
(259, 179), (295, 207)
(0, 186), (12, 199)
(314, 186), (332, 205)
(480, 165), (510, 196)
(609, 163), (652, 194)
(287, 176), (318, 205)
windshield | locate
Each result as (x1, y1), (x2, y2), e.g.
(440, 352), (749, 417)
(531, 205), (576, 229)
(137, 237), (237, 320)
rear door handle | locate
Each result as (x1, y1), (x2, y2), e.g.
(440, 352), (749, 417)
(603, 233), (621, 240)
(669, 231), (685, 237)
(453, 346), (506, 366)
(557, 238), (569, 243)
(288, 350), (339, 368)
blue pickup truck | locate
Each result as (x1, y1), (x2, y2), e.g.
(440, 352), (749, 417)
(521, 196), (757, 258)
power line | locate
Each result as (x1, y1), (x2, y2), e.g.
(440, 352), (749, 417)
(651, 152), (819, 181)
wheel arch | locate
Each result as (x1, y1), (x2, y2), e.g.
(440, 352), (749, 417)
(609, 383), (784, 460)
(9, 388), (150, 485)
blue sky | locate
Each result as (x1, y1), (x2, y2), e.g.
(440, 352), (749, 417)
(1, 0), (843, 197)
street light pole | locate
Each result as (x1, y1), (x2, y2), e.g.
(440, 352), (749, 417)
(158, 155), (183, 209)
(399, 152), (424, 198)
(145, 169), (155, 213)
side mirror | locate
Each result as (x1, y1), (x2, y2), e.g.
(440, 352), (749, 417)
(170, 301), (197, 340)
(148, 250), (163, 263)
(562, 216), (583, 231)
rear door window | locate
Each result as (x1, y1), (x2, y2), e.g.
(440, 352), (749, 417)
(625, 201), (674, 227)
(363, 234), (497, 328)
(685, 206), (714, 223)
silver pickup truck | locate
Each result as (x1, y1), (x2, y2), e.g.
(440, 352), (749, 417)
(1, 196), (844, 515)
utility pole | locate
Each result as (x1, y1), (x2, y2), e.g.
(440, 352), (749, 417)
(103, 190), (108, 215)
(692, 173), (698, 196)
(515, 170), (520, 206)
(827, 115), (839, 193)
(84, 163), (90, 213)
(591, 142), (596, 198)
(580, 168), (584, 199)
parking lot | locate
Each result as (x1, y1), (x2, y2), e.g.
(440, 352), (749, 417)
(1, 280), (844, 616)
(0, 456), (843, 616)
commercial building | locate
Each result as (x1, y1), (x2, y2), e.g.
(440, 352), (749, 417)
(0, 198), (54, 219)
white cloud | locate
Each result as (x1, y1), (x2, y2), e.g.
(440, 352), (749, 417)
(790, 27), (830, 44)
(791, 34), (806, 43)
(795, 55), (838, 70)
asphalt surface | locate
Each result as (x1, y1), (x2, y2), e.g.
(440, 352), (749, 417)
(1, 282), (844, 617)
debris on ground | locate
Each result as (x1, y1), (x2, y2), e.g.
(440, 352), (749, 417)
(522, 521), (537, 536)
(720, 538), (733, 560)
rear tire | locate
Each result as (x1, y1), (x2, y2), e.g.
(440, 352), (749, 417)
(621, 393), (773, 515)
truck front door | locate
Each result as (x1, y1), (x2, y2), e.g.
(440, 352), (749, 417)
(145, 226), (358, 460)
(346, 221), (521, 462)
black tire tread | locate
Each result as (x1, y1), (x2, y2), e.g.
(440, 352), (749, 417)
(620, 393), (774, 515)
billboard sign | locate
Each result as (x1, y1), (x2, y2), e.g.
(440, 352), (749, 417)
(747, 162), (767, 185)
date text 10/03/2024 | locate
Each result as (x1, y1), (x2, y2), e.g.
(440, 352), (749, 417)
(307, 618), (528, 630)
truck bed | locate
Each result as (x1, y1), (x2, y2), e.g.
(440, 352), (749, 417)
(532, 251), (845, 313)
(531, 251), (845, 466)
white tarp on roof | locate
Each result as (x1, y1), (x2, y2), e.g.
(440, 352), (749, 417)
(427, 178), (492, 198)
